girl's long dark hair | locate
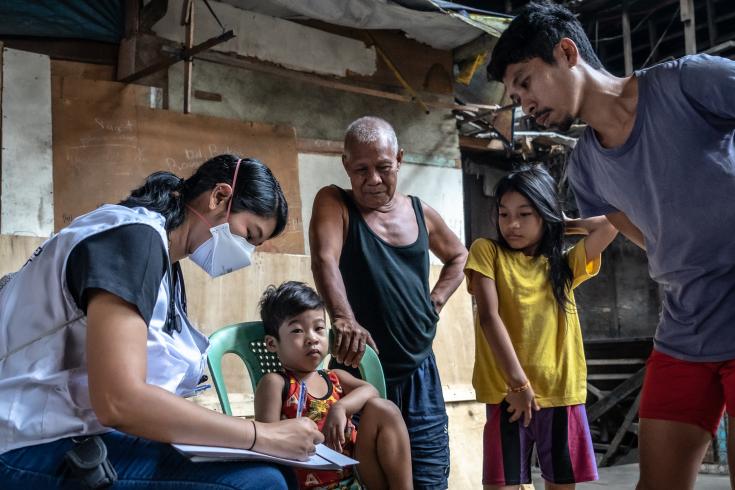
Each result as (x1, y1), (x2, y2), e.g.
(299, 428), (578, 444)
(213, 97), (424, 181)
(119, 154), (288, 235)
(494, 165), (573, 309)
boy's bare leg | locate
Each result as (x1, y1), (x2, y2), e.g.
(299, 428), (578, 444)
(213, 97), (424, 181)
(636, 418), (712, 490)
(727, 414), (735, 489)
(483, 485), (526, 489)
(545, 483), (574, 489)
(354, 398), (413, 490)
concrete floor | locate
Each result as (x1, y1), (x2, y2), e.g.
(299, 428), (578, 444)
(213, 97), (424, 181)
(528, 465), (730, 489)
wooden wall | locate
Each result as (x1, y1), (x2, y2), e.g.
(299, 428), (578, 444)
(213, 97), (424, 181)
(51, 74), (303, 253)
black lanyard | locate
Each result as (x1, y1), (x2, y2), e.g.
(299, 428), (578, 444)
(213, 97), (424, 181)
(163, 262), (185, 336)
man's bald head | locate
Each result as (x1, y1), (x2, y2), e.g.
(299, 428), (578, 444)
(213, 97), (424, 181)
(343, 116), (399, 158)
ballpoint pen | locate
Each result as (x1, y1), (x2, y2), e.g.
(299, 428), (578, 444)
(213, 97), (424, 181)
(296, 381), (307, 418)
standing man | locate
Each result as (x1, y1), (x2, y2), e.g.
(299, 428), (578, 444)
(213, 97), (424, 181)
(309, 116), (467, 489)
(488, 3), (735, 490)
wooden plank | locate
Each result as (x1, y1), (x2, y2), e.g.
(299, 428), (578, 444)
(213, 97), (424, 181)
(459, 136), (507, 152)
(681, 0), (697, 55)
(588, 373), (636, 381)
(194, 89), (222, 102)
(297, 138), (343, 155)
(587, 367), (645, 422)
(50, 60), (114, 81)
(584, 338), (653, 360)
(622, 2), (633, 76)
(195, 50), (461, 111)
(183, 0), (194, 114)
(587, 358), (646, 365)
(587, 383), (608, 400)
(599, 391), (642, 466)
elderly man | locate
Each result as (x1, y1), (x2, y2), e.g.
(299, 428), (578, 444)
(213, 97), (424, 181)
(309, 116), (467, 490)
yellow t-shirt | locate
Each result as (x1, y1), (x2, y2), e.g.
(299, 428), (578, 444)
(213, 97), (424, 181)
(464, 238), (601, 407)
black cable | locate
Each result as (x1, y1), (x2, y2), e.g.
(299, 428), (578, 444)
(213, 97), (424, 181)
(201, 0), (226, 33)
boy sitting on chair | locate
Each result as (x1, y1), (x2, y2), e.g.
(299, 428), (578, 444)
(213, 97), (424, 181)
(254, 281), (413, 490)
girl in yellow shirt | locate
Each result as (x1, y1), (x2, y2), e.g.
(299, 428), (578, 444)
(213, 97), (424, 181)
(464, 166), (617, 489)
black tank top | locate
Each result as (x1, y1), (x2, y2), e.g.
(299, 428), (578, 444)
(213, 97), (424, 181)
(333, 187), (439, 383)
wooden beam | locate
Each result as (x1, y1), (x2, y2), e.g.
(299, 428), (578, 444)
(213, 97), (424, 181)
(194, 50), (483, 112)
(598, 392), (642, 467)
(680, 0), (697, 55)
(459, 136), (507, 152)
(194, 89), (222, 102)
(119, 30), (234, 84)
(296, 138), (343, 155)
(586, 383), (608, 400)
(117, 0), (141, 81)
(586, 367), (645, 422)
(182, 0), (194, 114)
(622, 2), (633, 76)
(366, 33), (430, 114)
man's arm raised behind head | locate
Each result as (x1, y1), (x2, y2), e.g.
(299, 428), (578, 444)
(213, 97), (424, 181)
(423, 201), (468, 314)
(309, 186), (377, 367)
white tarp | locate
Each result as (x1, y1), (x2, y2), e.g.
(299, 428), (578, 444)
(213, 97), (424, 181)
(221, 0), (494, 50)
(155, 0), (378, 78)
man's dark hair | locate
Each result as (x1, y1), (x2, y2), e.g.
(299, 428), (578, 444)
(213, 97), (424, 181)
(259, 281), (324, 338)
(487, 1), (603, 81)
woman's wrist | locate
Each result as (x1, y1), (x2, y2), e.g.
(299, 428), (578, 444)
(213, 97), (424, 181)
(247, 419), (257, 451)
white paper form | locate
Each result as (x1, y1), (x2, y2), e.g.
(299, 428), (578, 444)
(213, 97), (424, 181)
(172, 443), (359, 470)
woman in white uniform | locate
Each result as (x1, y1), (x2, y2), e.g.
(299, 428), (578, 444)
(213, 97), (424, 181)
(0, 154), (323, 489)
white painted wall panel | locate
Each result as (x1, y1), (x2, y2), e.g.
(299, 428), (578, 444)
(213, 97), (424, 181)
(1, 48), (53, 236)
(298, 153), (464, 264)
(155, 0), (376, 78)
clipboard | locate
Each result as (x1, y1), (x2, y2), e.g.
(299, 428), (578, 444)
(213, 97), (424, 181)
(172, 442), (358, 470)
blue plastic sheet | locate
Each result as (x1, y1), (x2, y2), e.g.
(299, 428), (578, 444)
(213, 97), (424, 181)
(0, 0), (124, 43)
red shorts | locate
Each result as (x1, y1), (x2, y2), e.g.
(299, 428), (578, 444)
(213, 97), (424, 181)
(639, 350), (735, 435)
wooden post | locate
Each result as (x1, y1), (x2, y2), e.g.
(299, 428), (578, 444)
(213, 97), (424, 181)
(598, 392), (642, 467)
(0, 43), (3, 230)
(680, 0), (697, 55)
(622, 2), (633, 76)
(117, 0), (140, 81)
(706, 0), (717, 49)
(183, 0), (195, 114)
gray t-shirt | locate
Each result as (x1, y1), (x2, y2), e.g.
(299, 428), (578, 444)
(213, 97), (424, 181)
(567, 54), (735, 361)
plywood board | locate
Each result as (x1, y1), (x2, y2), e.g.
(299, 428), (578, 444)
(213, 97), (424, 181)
(1, 48), (53, 236)
(50, 60), (115, 81)
(52, 79), (303, 253)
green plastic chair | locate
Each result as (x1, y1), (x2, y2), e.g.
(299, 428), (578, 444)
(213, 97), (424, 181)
(207, 321), (387, 416)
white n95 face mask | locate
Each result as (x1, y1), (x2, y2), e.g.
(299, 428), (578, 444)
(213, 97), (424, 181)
(186, 158), (257, 278)
(189, 222), (256, 277)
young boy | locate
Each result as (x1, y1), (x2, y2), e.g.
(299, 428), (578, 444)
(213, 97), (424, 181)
(488, 3), (735, 489)
(254, 281), (413, 490)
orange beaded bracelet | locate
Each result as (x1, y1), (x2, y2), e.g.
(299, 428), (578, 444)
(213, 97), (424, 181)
(508, 380), (530, 393)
